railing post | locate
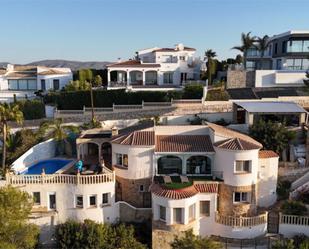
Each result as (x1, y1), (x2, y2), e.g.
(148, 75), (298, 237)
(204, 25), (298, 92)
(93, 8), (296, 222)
(112, 103), (115, 112)
(83, 105), (85, 114)
(142, 100), (144, 109)
(77, 172), (80, 185)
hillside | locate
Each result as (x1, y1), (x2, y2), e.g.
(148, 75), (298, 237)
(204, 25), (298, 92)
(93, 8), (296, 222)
(0, 60), (112, 71)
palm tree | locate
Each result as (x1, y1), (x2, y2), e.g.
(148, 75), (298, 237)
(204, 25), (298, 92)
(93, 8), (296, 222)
(232, 32), (256, 69)
(39, 118), (79, 155)
(205, 49), (217, 85)
(0, 103), (23, 170)
(255, 35), (270, 69)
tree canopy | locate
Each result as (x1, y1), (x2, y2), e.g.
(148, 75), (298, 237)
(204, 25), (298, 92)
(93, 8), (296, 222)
(249, 119), (296, 154)
(55, 219), (147, 249)
(171, 230), (222, 249)
(0, 186), (39, 249)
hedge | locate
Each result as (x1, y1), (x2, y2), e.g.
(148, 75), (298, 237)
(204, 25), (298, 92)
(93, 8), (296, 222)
(44, 89), (183, 110)
(16, 99), (45, 120)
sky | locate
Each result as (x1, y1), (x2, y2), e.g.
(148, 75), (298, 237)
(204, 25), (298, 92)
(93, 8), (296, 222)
(0, 0), (309, 64)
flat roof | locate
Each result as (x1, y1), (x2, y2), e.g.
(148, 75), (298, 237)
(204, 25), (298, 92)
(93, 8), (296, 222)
(234, 101), (307, 114)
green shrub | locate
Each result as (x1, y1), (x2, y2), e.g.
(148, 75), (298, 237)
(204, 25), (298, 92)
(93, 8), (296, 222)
(15, 99), (45, 120)
(281, 200), (307, 215)
(277, 180), (291, 200)
(55, 220), (146, 249)
(206, 89), (229, 101)
(182, 83), (203, 99)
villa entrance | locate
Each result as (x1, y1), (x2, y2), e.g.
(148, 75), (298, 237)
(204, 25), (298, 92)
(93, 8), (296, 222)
(267, 212), (279, 234)
(101, 142), (112, 168)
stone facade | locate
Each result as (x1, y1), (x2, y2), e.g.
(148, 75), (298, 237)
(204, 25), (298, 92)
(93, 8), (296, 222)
(116, 175), (152, 208)
(226, 70), (256, 89)
(152, 220), (197, 249)
(218, 183), (257, 216)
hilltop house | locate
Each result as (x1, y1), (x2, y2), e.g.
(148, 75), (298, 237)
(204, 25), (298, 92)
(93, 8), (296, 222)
(106, 43), (204, 90)
(4, 121), (288, 247)
(227, 30), (309, 89)
(0, 64), (72, 102)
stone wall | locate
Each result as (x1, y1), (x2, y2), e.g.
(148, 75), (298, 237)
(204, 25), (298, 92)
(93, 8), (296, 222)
(116, 176), (152, 208)
(118, 202), (152, 223)
(152, 220), (197, 249)
(218, 183), (257, 216)
(226, 70), (256, 89)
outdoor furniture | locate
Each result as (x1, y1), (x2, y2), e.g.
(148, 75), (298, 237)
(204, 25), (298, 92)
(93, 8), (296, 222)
(163, 175), (172, 184)
(180, 175), (189, 183)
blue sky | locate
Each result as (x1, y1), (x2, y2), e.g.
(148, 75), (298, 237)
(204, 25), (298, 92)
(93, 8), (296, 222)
(1, 0), (308, 63)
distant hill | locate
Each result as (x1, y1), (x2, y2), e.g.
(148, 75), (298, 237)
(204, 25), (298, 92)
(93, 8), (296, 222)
(0, 60), (113, 71)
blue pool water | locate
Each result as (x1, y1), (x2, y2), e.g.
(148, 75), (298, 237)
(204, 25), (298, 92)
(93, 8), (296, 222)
(22, 159), (72, 175)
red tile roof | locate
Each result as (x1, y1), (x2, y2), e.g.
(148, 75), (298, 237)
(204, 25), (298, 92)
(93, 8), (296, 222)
(214, 137), (262, 150)
(207, 122), (262, 147)
(259, 150), (279, 158)
(108, 60), (160, 68)
(37, 69), (68, 75)
(151, 183), (218, 200)
(155, 135), (214, 153)
(112, 131), (155, 146)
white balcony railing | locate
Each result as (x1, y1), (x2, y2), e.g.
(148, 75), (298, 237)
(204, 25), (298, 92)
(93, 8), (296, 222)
(6, 172), (115, 185)
(215, 212), (268, 227)
(280, 214), (309, 226)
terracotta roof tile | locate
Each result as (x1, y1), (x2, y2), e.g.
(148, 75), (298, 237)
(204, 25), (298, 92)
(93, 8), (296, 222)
(108, 60), (160, 68)
(155, 135), (214, 153)
(259, 150), (279, 158)
(112, 131), (155, 146)
(151, 183), (218, 200)
(37, 69), (68, 75)
(214, 137), (262, 150)
(207, 122), (262, 147)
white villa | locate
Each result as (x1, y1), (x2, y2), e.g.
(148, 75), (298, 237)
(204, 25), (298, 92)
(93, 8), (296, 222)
(0, 64), (72, 102)
(107, 43), (204, 90)
(5, 121), (308, 248)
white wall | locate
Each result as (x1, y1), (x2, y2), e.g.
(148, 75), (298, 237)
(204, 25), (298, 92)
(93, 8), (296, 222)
(214, 147), (259, 186)
(257, 157), (279, 207)
(20, 181), (117, 224)
(37, 73), (72, 90)
(255, 70), (306, 87)
(160, 113), (233, 125)
(213, 223), (267, 239)
(11, 139), (56, 173)
(279, 224), (309, 237)
(112, 144), (154, 179)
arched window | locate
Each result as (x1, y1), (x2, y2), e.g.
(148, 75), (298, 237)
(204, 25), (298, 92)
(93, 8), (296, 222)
(158, 156), (182, 174)
(186, 156), (211, 175)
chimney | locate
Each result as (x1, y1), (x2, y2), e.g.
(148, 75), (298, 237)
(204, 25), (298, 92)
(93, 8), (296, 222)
(111, 127), (118, 136)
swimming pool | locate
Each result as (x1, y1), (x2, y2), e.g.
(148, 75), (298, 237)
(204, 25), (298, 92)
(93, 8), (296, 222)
(21, 159), (73, 175)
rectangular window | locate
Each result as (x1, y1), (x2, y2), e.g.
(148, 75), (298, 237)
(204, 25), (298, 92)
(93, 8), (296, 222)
(234, 192), (249, 203)
(179, 56), (186, 61)
(33, 192), (41, 205)
(8, 80), (18, 90)
(159, 205), (166, 221)
(163, 72), (173, 84)
(18, 79), (28, 90)
(116, 153), (128, 167)
(173, 208), (182, 224)
(235, 160), (251, 173)
(189, 204), (196, 222)
(102, 193), (109, 204)
(28, 80), (37, 90)
(274, 43), (278, 54)
(53, 79), (60, 90)
(89, 195), (97, 207)
(76, 195), (83, 208)
(200, 201), (210, 217)
(49, 193), (56, 210)
(139, 185), (144, 192)
(41, 79), (46, 90)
